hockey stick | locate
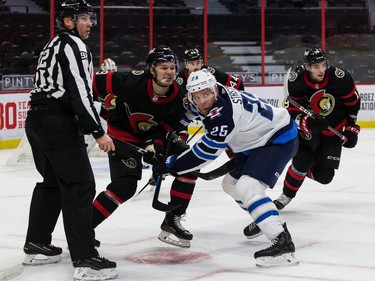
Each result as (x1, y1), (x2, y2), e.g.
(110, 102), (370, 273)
(152, 175), (177, 211)
(187, 125), (203, 143)
(120, 139), (236, 181)
(283, 68), (348, 142)
(188, 158), (237, 180)
(133, 125), (204, 199)
(151, 131), (177, 212)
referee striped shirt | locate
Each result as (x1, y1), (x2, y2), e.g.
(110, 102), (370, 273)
(31, 31), (104, 139)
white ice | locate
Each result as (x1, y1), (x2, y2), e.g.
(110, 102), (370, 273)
(1, 129), (375, 281)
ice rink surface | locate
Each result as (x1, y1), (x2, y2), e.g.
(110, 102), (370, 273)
(0, 129), (374, 281)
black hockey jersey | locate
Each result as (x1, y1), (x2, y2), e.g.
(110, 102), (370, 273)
(287, 66), (360, 137)
(176, 65), (244, 94)
(93, 70), (187, 143)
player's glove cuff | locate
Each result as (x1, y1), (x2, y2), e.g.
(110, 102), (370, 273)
(342, 124), (360, 148)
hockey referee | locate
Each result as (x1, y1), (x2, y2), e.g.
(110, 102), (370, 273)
(22, 1), (117, 280)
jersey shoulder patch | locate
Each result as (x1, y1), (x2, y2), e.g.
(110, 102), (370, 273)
(132, 70), (144, 75)
(206, 66), (216, 75)
(176, 77), (184, 86)
(206, 106), (223, 119)
(333, 67), (345, 78)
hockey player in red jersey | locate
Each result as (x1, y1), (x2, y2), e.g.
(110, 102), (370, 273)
(176, 48), (244, 93)
(92, 47), (197, 248)
(244, 47), (361, 239)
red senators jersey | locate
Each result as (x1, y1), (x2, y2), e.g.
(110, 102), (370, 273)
(286, 66), (361, 137)
(93, 70), (187, 143)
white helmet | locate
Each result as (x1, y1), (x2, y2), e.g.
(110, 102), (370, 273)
(186, 69), (217, 103)
(99, 58), (117, 73)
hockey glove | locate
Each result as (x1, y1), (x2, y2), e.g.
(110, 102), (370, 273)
(297, 114), (329, 134)
(167, 131), (189, 155)
(143, 138), (165, 165)
(152, 155), (178, 180)
(342, 124), (360, 148)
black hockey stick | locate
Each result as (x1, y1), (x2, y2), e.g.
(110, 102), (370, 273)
(152, 158), (237, 211)
(151, 132), (178, 212)
(120, 139), (237, 180)
(188, 158), (237, 180)
(152, 175), (178, 211)
(133, 126), (204, 199)
(283, 68), (348, 142)
(109, 136), (176, 211)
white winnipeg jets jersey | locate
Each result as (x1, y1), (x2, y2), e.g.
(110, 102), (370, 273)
(174, 84), (297, 175)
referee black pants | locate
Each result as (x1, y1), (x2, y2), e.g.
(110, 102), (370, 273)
(24, 107), (98, 261)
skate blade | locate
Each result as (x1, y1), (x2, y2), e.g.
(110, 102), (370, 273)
(255, 253), (299, 268)
(73, 267), (118, 281)
(22, 254), (62, 266)
(158, 231), (191, 248)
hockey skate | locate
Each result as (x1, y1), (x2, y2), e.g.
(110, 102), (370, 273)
(273, 193), (292, 210)
(73, 256), (118, 281)
(254, 223), (299, 268)
(243, 221), (263, 239)
(22, 242), (62, 266)
(158, 212), (193, 248)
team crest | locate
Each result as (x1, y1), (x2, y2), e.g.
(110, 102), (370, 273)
(289, 72), (298, 82)
(206, 106), (223, 119)
(299, 131), (312, 140)
(309, 89), (334, 116)
(121, 158), (137, 168)
(132, 70), (144, 75)
(176, 77), (184, 86)
(128, 112), (158, 132)
(207, 66), (216, 75)
(334, 67), (345, 78)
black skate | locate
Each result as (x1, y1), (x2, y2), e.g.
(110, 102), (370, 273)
(73, 256), (117, 281)
(243, 221), (263, 239)
(254, 223), (299, 267)
(273, 193), (292, 210)
(158, 212), (193, 248)
(23, 242), (62, 265)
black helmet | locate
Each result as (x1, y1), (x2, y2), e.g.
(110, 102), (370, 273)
(146, 47), (178, 70)
(183, 48), (202, 61)
(56, 0), (96, 29)
(303, 47), (327, 65)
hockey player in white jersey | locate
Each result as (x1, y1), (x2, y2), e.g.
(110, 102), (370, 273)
(153, 69), (300, 267)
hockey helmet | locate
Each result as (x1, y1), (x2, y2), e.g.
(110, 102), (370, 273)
(146, 47), (178, 71)
(186, 69), (217, 104)
(304, 47), (328, 65)
(56, 0), (96, 29)
(183, 48), (202, 61)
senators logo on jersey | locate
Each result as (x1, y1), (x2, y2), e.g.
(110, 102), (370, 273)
(309, 89), (335, 116)
(128, 113), (158, 132)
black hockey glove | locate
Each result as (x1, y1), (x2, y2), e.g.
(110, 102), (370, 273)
(152, 155), (178, 180)
(143, 138), (165, 165)
(167, 131), (189, 155)
(298, 114), (329, 134)
(342, 124), (360, 148)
